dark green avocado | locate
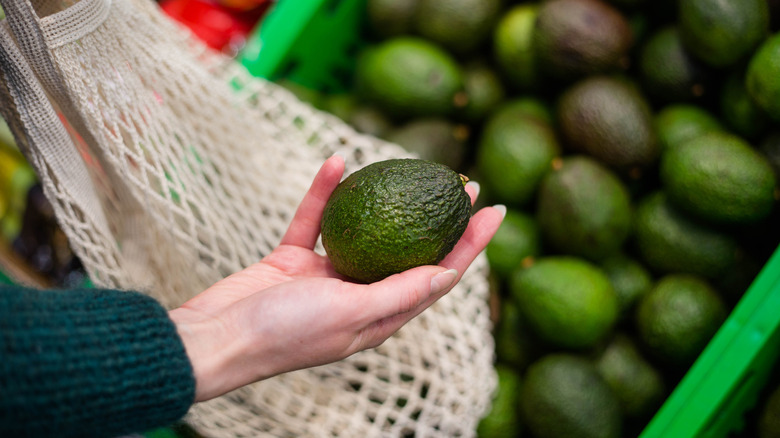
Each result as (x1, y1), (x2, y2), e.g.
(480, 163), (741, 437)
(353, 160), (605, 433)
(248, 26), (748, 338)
(321, 158), (471, 283)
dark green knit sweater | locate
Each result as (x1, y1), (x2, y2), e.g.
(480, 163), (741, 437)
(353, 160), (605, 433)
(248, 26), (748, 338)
(0, 285), (196, 438)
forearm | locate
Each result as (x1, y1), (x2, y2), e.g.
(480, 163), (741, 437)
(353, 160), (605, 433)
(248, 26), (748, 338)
(0, 285), (196, 438)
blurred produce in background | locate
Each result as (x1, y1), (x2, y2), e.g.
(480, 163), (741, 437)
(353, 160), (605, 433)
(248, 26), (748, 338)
(269, 0), (780, 436)
(159, 0), (271, 54)
(0, 118), (88, 288)
(2, 0), (780, 435)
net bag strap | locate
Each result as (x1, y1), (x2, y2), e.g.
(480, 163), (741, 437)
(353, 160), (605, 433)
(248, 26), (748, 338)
(0, 2), (120, 277)
(0, 0), (183, 288)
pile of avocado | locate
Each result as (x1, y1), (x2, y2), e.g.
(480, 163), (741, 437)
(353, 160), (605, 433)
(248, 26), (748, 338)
(279, 0), (780, 436)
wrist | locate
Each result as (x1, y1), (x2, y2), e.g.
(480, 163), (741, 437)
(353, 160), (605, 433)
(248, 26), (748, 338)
(168, 307), (248, 402)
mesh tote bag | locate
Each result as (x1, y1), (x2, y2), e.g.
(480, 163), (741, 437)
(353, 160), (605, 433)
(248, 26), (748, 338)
(0, 0), (497, 436)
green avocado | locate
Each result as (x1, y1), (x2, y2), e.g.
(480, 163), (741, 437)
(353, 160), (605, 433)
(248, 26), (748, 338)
(639, 26), (710, 103)
(533, 0), (634, 82)
(321, 159), (471, 283)
(354, 37), (464, 120)
(510, 256), (619, 350)
(660, 132), (777, 225)
(557, 76), (658, 169)
(679, 0), (769, 68)
(635, 274), (727, 367)
(520, 353), (622, 438)
(536, 156), (633, 261)
(477, 365), (523, 438)
(595, 334), (666, 421)
(634, 192), (738, 278)
(385, 117), (468, 171)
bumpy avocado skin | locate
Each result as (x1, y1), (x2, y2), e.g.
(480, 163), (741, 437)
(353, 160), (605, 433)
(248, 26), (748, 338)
(321, 159), (471, 283)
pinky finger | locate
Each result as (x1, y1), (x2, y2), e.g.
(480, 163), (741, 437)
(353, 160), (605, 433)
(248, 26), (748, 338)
(440, 204), (506, 279)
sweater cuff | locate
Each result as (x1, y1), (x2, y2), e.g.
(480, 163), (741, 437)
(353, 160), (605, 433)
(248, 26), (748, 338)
(0, 286), (196, 438)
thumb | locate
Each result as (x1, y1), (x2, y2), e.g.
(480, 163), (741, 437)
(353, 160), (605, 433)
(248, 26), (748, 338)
(362, 266), (458, 322)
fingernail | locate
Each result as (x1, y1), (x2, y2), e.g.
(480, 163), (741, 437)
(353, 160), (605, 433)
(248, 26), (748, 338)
(493, 204), (507, 219)
(466, 180), (480, 198)
(430, 269), (458, 295)
(330, 150), (347, 161)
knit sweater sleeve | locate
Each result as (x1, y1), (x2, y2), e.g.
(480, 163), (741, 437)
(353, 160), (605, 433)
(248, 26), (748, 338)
(0, 285), (196, 438)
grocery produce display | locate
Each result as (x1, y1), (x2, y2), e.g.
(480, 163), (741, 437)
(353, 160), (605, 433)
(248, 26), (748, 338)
(259, 0), (780, 436)
(2, 0), (780, 436)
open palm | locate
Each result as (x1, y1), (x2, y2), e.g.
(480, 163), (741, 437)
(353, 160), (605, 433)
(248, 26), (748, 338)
(169, 155), (504, 401)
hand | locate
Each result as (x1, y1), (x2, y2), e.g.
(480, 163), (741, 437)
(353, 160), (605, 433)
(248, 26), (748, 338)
(169, 155), (505, 402)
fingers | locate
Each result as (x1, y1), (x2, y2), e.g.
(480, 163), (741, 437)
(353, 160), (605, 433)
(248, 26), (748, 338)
(342, 265), (455, 349)
(465, 180), (480, 206)
(278, 174), (502, 355)
(350, 185), (503, 333)
(356, 265), (454, 322)
(440, 204), (506, 279)
(358, 204), (505, 345)
(280, 155), (345, 249)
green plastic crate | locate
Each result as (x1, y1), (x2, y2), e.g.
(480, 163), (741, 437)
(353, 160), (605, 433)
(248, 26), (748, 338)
(238, 2), (780, 436)
(239, 0), (366, 93)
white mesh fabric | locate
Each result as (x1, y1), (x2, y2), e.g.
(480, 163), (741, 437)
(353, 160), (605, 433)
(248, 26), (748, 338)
(0, 0), (498, 436)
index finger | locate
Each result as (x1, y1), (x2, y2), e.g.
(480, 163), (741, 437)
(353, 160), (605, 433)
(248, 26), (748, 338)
(440, 204), (505, 283)
(358, 204), (505, 338)
(280, 155), (345, 249)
